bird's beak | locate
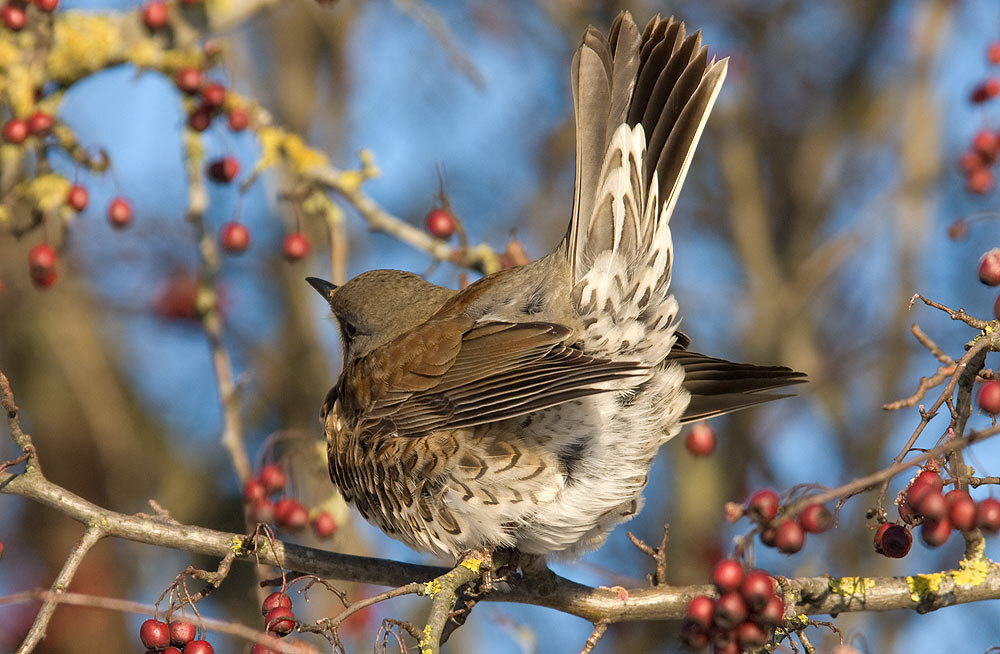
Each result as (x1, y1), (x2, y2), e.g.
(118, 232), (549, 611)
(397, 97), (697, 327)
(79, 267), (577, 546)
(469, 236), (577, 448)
(306, 277), (338, 301)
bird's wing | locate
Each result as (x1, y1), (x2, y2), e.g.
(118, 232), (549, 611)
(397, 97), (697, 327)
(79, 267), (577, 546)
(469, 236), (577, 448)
(338, 319), (647, 437)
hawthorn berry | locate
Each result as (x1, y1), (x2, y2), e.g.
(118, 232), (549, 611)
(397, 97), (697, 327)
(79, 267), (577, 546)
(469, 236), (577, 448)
(775, 521), (804, 554)
(971, 78), (1000, 103)
(261, 591), (292, 616)
(200, 82), (226, 109)
(712, 591), (748, 629)
(967, 167), (994, 194)
(684, 595), (714, 630)
(249, 498), (275, 524)
(250, 639), (281, 654)
(274, 498), (308, 529)
(425, 208), (455, 239)
(680, 625), (709, 650)
(685, 421), (715, 456)
(746, 489), (780, 524)
(995, 293), (1000, 321)
(1, 4), (26, 31)
(921, 518), (952, 547)
(259, 463), (286, 493)
(34, 0), (58, 11)
(874, 523), (911, 558)
(243, 477), (267, 503)
(163, 648), (182, 654)
(980, 249), (1000, 285)
(312, 511), (336, 538)
(187, 106), (212, 131)
(2, 118), (28, 144)
(711, 558), (743, 593)
(27, 112), (53, 136)
(153, 276), (199, 321)
(169, 621), (196, 646)
(0, 540), (4, 560)
(906, 469), (943, 508)
(915, 490), (947, 521)
(227, 107), (249, 131)
(107, 196), (133, 229)
(183, 640), (214, 654)
(142, 1), (168, 29)
(976, 498), (1000, 532)
(218, 221), (249, 254)
(264, 607), (295, 636)
(991, 42), (1000, 65)
(797, 503), (832, 534)
(282, 233), (309, 261)
(139, 619), (170, 650)
(175, 67), (202, 94)
(973, 129), (998, 159)
(66, 184), (88, 211)
(737, 620), (768, 648)
(758, 526), (777, 548)
(28, 243), (57, 287)
(958, 152), (984, 175)
(946, 490), (977, 532)
(978, 380), (1000, 415)
(739, 570), (773, 612)
(753, 594), (784, 627)
(207, 156), (239, 183)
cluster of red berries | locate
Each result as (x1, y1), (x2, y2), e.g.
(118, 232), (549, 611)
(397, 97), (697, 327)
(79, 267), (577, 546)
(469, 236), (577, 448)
(250, 591), (297, 652)
(173, 67), (248, 133)
(960, 43), (1000, 194)
(138, 618), (211, 653)
(2, 111), (53, 144)
(743, 489), (831, 555)
(1, 0), (57, 31)
(425, 208), (456, 240)
(685, 421), (716, 456)
(242, 463), (336, 538)
(682, 560), (784, 653)
(881, 469), (1000, 554)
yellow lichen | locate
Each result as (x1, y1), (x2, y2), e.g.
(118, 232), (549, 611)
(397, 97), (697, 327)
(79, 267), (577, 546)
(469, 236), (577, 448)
(422, 579), (442, 597)
(459, 557), (482, 573)
(829, 576), (876, 596)
(0, 35), (19, 69)
(952, 556), (991, 587)
(283, 132), (328, 173)
(419, 624), (433, 654)
(230, 535), (243, 555)
(255, 126), (285, 171)
(907, 572), (945, 603)
(27, 174), (71, 212)
(48, 13), (122, 83)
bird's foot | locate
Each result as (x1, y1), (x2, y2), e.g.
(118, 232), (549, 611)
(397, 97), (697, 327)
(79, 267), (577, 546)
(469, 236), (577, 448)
(518, 552), (557, 595)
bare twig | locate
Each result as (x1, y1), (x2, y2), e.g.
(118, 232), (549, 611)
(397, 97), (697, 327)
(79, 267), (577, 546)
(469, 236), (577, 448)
(627, 523), (669, 586)
(578, 621), (609, 654)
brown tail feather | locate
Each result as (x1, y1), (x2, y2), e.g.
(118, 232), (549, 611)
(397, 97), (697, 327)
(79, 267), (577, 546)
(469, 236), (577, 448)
(668, 350), (807, 423)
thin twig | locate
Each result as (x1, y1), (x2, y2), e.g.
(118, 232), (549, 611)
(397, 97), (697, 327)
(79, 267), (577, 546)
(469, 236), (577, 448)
(578, 621), (609, 654)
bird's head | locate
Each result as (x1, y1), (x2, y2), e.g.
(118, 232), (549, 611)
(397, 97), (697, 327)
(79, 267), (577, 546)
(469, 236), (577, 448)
(307, 270), (455, 362)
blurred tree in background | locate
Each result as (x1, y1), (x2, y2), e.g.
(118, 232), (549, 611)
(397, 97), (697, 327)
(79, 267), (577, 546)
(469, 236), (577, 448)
(1, 0), (1000, 652)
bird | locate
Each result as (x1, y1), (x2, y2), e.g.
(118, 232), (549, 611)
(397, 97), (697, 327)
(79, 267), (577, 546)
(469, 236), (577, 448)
(307, 12), (805, 562)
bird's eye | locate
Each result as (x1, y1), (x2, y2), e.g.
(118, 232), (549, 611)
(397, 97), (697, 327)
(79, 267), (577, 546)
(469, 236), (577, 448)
(341, 321), (358, 340)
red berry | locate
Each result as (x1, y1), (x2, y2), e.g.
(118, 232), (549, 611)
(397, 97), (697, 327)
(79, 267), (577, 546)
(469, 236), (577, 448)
(141, 1), (168, 29)
(973, 130), (998, 159)
(27, 112), (53, 136)
(971, 78), (1000, 103)
(994, 293), (1000, 321)
(797, 503), (832, 534)
(249, 498), (274, 524)
(2, 118), (27, 143)
(758, 526), (777, 548)
(775, 521), (804, 554)
(958, 151), (984, 175)
(712, 591), (748, 629)
(737, 620), (768, 648)
(739, 570), (773, 611)
(227, 107), (248, 131)
(0, 540), (4, 560)
(218, 221), (249, 254)
(976, 498), (1000, 532)
(746, 489), (780, 524)
(243, 478), (267, 503)
(684, 595), (714, 630)
(261, 591), (292, 616)
(915, 490), (947, 521)
(311, 511), (336, 538)
(979, 380), (1000, 415)
(274, 498), (308, 529)
(1, 4), (26, 30)
(183, 640), (213, 654)
(921, 518), (951, 547)
(169, 621), (196, 646)
(250, 639), (281, 654)
(685, 421), (715, 456)
(907, 470), (943, 508)
(711, 558), (744, 593)
(153, 275), (199, 321)
(207, 156), (239, 183)
(981, 249), (1000, 285)
(946, 490), (977, 532)
(107, 196), (133, 229)
(66, 184), (88, 211)
(259, 463), (286, 493)
(139, 619), (170, 649)
(175, 67), (202, 94)
(680, 624), (709, 650)
(713, 640), (739, 654)
(991, 42), (1000, 65)
(282, 233), (309, 261)
(425, 208), (456, 239)
(162, 648), (182, 654)
(967, 167), (994, 194)
(264, 607), (295, 636)
(874, 523), (911, 558)
(28, 243), (57, 287)
(753, 593), (784, 627)
(200, 82), (226, 108)
(187, 106), (212, 132)
(33, 0), (58, 11)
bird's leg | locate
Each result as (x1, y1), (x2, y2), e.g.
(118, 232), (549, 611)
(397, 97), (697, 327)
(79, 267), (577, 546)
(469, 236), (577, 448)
(518, 552), (557, 595)
(457, 545), (495, 592)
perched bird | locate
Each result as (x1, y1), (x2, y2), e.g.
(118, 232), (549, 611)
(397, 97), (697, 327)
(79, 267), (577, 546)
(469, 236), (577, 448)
(308, 12), (804, 561)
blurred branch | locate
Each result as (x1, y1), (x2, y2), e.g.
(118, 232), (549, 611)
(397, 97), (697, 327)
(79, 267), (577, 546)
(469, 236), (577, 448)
(391, 0), (486, 88)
